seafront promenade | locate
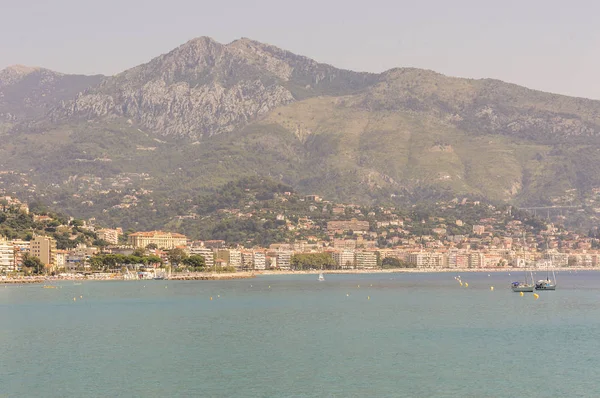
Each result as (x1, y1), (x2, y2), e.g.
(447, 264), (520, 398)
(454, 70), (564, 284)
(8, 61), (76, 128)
(2, 267), (596, 284)
(0, 271), (257, 284)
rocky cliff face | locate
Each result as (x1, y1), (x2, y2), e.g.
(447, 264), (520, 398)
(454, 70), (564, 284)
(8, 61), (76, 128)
(57, 37), (375, 139)
(0, 65), (103, 123)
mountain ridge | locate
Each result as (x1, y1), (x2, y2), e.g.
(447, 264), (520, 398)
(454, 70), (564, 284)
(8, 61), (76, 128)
(2, 36), (600, 232)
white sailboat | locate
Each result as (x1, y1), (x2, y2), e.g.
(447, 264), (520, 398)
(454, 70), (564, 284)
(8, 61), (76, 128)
(511, 268), (534, 292)
(535, 261), (557, 290)
(318, 272), (324, 281)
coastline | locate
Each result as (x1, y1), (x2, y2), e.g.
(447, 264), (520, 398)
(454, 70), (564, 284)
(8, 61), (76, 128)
(258, 267), (597, 275)
(0, 267), (593, 284)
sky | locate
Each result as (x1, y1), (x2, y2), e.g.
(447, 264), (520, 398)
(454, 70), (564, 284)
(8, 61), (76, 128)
(2, 0), (600, 99)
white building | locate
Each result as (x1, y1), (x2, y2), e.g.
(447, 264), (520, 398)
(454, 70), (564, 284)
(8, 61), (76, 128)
(332, 250), (355, 269)
(0, 239), (15, 272)
(228, 250), (242, 269)
(275, 251), (292, 270)
(407, 252), (445, 268)
(355, 251), (378, 269)
(253, 252), (266, 270)
(188, 246), (214, 269)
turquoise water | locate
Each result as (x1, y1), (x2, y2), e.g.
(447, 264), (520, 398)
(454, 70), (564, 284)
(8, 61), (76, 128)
(2, 271), (600, 397)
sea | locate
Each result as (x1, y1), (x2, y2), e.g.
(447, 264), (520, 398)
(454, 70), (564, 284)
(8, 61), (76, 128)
(2, 271), (600, 398)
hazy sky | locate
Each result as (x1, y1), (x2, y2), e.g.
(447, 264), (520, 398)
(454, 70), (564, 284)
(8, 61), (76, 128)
(2, 0), (599, 99)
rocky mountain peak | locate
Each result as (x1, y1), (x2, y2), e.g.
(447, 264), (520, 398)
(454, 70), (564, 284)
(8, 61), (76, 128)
(0, 65), (45, 87)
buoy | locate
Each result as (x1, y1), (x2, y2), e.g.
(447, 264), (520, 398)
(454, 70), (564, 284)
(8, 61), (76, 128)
(80, 295), (82, 299)
(488, 274), (490, 277)
(370, 284), (373, 287)
(165, 286), (167, 288)
(358, 285), (360, 288)
(459, 282), (463, 286)
(268, 286), (271, 289)
(217, 295), (220, 298)
(490, 286), (494, 291)
(346, 293), (349, 297)
(464, 283), (468, 287)
(520, 292), (524, 296)
(533, 293), (539, 299)
(210, 297), (213, 300)
(73, 297), (76, 301)
(367, 296), (370, 300)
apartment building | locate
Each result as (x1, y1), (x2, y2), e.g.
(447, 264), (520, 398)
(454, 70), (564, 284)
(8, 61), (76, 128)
(128, 231), (187, 249)
(30, 236), (57, 268)
(355, 251), (378, 269)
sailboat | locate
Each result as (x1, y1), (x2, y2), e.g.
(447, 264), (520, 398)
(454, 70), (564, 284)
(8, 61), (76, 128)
(535, 261), (556, 290)
(511, 268), (534, 292)
(318, 272), (325, 281)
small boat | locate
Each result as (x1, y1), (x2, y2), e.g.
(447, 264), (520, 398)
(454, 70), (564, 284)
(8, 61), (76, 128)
(511, 281), (534, 292)
(318, 273), (325, 282)
(535, 262), (556, 291)
(511, 269), (534, 292)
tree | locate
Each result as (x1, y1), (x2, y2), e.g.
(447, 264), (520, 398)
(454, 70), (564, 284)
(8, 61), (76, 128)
(382, 257), (402, 268)
(291, 253), (336, 270)
(70, 219), (85, 227)
(146, 243), (158, 250)
(168, 248), (188, 267)
(132, 248), (146, 257)
(22, 253), (45, 274)
(183, 255), (206, 271)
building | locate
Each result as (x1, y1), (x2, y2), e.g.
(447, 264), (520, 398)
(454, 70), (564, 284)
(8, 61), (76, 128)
(253, 252), (266, 270)
(275, 251), (292, 270)
(472, 225), (485, 235)
(188, 246), (214, 269)
(407, 252), (445, 268)
(127, 231), (187, 249)
(55, 250), (68, 269)
(30, 236), (57, 269)
(332, 250), (355, 269)
(355, 251), (378, 269)
(228, 250), (242, 270)
(96, 228), (120, 245)
(0, 239), (15, 272)
(241, 251), (254, 270)
(215, 249), (243, 269)
(327, 219), (370, 234)
(333, 239), (357, 250)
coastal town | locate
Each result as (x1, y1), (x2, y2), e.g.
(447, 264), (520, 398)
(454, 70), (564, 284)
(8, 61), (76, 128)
(1, 188), (600, 282)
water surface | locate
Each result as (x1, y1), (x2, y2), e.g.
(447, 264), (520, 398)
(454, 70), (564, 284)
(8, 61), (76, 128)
(2, 271), (599, 397)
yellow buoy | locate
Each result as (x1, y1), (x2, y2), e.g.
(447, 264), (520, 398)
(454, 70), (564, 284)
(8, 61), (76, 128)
(533, 293), (539, 299)
(464, 283), (468, 287)
(367, 296), (370, 300)
(210, 297), (213, 300)
(73, 297), (76, 301)
(459, 282), (463, 286)
(520, 292), (524, 297)
(490, 286), (494, 291)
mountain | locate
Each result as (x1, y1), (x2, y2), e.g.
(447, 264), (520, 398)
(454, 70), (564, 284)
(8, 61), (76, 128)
(0, 65), (103, 129)
(2, 36), (600, 232)
(55, 37), (378, 139)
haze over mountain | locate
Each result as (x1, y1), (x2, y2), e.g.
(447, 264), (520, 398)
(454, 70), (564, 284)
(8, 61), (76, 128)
(2, 36), (600, 231)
